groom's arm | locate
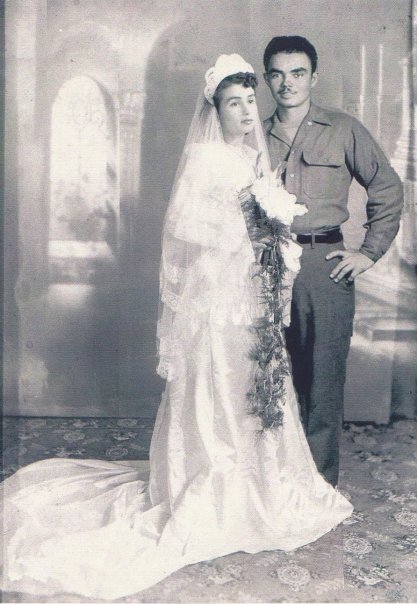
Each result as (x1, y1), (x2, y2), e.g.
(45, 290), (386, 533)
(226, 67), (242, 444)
(348, 118), (404, 263)
(327, 117), (403, 282)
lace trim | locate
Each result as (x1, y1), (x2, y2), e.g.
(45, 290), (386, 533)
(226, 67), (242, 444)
(161, 290), (180, 311)
(164, 263), (185, 284)
(158, 336), (182, 357)
(156, 359), (171, 380)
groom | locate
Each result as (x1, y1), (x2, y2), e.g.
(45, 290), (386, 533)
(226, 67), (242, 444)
(262, 36), (403, 486)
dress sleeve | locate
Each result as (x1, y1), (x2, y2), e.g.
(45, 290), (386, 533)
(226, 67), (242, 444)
(166, 143), (247, 251)
(157, 143), (257, 380)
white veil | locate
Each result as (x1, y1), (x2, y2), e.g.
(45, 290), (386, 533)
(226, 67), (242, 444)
(156, 57), (272, 381)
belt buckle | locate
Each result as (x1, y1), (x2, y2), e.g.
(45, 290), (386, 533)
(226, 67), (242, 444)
(311, 232), (316, 248)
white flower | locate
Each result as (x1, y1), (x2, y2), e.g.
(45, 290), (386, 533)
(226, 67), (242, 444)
(280, 238), (303, 273)
(250, 168), (307, 225)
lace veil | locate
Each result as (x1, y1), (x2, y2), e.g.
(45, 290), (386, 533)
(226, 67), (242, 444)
(157, 55), (272, 380)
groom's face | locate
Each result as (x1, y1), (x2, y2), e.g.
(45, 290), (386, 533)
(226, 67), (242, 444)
(264, 51), (317, 110)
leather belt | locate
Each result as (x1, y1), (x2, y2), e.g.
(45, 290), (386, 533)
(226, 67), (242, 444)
(296, 228), (342, 246)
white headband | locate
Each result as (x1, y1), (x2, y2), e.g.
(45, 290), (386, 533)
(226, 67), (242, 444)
(204, 53), (255, 105)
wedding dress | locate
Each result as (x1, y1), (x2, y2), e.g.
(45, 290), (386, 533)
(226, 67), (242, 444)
(1, 142), (352, 600)
(0, 57), (353, 600)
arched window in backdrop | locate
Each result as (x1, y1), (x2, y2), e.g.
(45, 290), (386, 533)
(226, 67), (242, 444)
(49, 76), (118, 283)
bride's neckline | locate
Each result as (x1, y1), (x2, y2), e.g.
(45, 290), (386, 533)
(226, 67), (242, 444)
(225, 142), (252, 159)
(224, 143), (258, 175)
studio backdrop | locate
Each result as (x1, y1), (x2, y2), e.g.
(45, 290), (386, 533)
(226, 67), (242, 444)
(4, 0), (416, 419)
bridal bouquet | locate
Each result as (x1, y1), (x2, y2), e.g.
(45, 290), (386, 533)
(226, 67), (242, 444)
(250, 169), (307, 226)
(240, 168), (307, 432)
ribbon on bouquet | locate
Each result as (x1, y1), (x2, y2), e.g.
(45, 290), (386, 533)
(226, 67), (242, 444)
(239, 191), (291, 432)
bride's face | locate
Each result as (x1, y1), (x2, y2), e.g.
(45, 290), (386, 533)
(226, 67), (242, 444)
(217, 84), (257, 141)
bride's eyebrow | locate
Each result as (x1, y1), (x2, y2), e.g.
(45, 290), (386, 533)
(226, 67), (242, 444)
(225, 93), (256, 102)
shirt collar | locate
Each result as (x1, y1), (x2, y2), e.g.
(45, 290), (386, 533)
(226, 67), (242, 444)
(307, 103), (333, 126)
(266, 102), (333, 140)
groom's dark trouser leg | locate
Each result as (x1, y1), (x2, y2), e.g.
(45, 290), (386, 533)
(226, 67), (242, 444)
(285, 241), (355, 486)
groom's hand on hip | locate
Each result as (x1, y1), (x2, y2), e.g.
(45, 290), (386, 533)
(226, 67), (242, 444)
(326, 249), (374, 282)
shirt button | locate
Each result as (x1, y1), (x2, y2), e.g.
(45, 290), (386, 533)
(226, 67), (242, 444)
(307, 121), (313, 126)
(289, 173), (295, 178)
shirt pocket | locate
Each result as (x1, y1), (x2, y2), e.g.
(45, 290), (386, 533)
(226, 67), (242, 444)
(301, 148), (346, 198)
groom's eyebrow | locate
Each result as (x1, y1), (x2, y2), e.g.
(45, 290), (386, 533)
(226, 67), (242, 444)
(268, 67), (307, 74)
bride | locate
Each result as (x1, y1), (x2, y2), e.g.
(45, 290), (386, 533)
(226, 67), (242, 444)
(1, 54), (352, 600)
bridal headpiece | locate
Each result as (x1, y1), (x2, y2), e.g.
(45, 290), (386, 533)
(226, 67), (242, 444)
(204, 54), (255, 104)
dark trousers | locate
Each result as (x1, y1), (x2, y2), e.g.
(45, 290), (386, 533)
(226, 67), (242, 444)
(285, 240), (355, 486)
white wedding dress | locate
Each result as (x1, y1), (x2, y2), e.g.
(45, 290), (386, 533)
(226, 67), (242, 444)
(0, 143), (353, 600)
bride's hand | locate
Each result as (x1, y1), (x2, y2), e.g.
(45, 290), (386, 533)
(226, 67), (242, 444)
(246, 224), (274, 248)
(252, 236), (275, 263)
(252, 235), (275, 250)
(252, 235), (275, 264)
(238, 187), (253, 205)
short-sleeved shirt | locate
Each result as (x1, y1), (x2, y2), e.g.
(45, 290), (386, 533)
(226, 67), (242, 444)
(263, 103), (404, 262)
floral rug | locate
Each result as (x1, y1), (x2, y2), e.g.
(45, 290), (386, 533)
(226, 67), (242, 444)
(2, 417), (417, 603)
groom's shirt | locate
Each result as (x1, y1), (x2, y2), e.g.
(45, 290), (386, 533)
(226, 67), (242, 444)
(263, 103), (403, 262)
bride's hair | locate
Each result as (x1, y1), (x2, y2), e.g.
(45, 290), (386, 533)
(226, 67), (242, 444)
(213, 72), (258, 109)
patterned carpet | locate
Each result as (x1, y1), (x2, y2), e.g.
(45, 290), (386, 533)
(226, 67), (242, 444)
(2, 417), (417, 603)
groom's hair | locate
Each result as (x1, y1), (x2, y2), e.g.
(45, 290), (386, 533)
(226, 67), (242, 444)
(213, 72), (258, 109)
(263, 36), (318, 73)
